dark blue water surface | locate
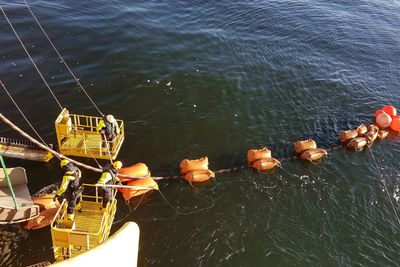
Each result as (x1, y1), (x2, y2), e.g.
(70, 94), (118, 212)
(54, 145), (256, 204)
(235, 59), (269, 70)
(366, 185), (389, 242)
(1, 0), (400, 266)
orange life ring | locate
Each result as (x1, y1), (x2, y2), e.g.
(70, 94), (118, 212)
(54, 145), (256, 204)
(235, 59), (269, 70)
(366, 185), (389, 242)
(339, 130), (358, 143)
(294, 139), (317, 154)
(356, 124), (368, 136)
(183, 169), (215, 183)
(121, 178), (159, 201)
(347, 137), (367, 150)
(180, 157), (209, 175)
(251, 158), (280, 171)
(118, 163), (150, 183)
(247, 148), (271, 164)
(300, 148), (327, 161)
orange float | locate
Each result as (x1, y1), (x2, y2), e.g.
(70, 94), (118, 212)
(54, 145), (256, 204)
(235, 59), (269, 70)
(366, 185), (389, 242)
(339, 130), (358, 143)
(382, 105), (396, 117)
(33, 193), (58, 212)
(347, 137), (367, 151)
(390, 116), (400, 132)
(377, 130), (388, 140)
(118, 163), (150, 183)
(376, 113), (392, 128)
(118, 163), (158, 201)
(251, 158), (280, 171)
(367, 124), (379, 132)
(180, 157), (209, 175)
(300, 148), (327, 161)
(374, 109), (386, 118)
(180, 157), (214, 182)
(121, 178), (159, 201)
(356, 124), (368, 136)
(183, 169), (215, 183)
(247, 148), (271, 164)
(25, 207), (59, 230)
(365, 130), (378, 144)
(294, 139), (317, 154)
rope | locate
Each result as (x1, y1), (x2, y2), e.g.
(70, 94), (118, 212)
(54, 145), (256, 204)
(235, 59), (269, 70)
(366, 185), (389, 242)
(0, 154), (18, 210)
(0, 80), (60, 160)
(369, 149), (400, 225)
(0, 7), (63, 110)
(23, 0), (104, 116)
(157, 189), (215, 216)
(112, 194), (145, 225)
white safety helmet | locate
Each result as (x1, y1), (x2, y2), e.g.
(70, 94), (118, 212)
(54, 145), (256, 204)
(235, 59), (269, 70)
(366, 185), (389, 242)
(106, 114), (116, 123)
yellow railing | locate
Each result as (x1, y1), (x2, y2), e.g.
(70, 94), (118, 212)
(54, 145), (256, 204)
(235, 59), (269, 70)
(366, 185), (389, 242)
(51, 184), (117, 262)
(55, 108), (124, 160)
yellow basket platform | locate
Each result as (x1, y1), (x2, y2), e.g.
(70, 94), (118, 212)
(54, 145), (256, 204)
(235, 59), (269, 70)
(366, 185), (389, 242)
(50, 184), (117, 262)
(55, 108), (124, 160)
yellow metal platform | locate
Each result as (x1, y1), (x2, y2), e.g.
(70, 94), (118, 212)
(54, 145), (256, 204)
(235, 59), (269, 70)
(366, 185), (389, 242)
(51, 185), (117, 262)
(55, 108), (124, 160)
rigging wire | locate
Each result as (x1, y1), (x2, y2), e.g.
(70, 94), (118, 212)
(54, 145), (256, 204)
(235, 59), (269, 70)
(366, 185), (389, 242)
(23, 0), (104, 117)
(112, 194), (145, 225)
(0, 80), (61, 160)
(0, 7), (63, 111)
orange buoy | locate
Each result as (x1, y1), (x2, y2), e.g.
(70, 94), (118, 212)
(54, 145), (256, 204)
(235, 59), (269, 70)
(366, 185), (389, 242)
(347, 137), (367, 151)
(300, 148), (327, 161)
(356, 124), (368, 136)
(294, 139), (317, 154)
(382, 105), (397, 117)
(121, 178), (159, 201)
(376, 112), (392, 128)
(180, 157), (209, 175)
(377, 130), (388, 140)
(251, 158), (280, 171)
(390, 116), (400, 132)
(374, 109), (386, 118)
(367, 124), (379, 132)
(339, 130), (358, 143)
(33, 194), (59, 212)
(365, 130), (378, 144)
(25, 207), (59, 230)
(118, 163), (150, 183)
(184, 169), (215, 183)
(247, 148), (271, 164)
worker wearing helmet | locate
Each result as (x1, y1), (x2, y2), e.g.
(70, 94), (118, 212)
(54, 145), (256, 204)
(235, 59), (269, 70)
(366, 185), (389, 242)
(53, 159), (83, 220)
(97, 161), (122, 209)
(96, 114), (120, 153)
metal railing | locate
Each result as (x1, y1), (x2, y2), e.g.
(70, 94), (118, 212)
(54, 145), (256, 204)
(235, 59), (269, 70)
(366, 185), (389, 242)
(50, 184), (118, 261)
(55, 108), (124, 160)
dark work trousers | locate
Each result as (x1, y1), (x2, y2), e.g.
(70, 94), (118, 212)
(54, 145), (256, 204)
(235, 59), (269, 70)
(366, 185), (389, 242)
(101, 133), (116, 152)
(99, 187), (112, 208)
(66, 190), (81, 215)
